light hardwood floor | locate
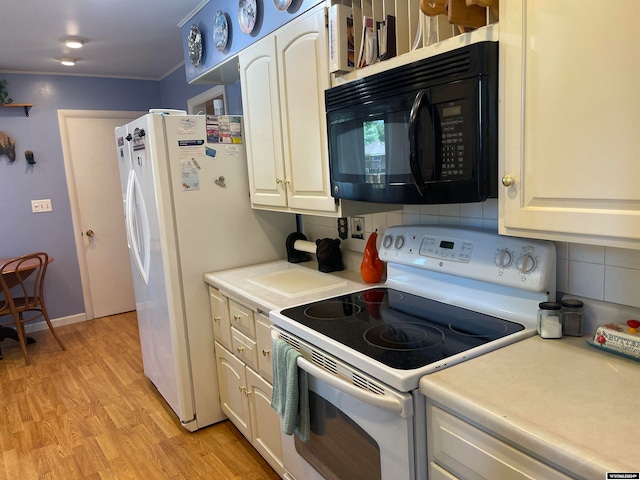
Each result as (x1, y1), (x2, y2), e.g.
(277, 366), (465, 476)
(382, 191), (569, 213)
(0, 312), (280, 480)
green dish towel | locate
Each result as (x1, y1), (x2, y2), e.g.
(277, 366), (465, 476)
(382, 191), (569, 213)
(271, 338), (310, 442)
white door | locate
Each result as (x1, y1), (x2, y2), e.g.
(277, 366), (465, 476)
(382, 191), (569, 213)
(59, 110), (143, 319)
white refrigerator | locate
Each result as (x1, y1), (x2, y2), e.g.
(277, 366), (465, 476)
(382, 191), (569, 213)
(114, 111), (295, 431)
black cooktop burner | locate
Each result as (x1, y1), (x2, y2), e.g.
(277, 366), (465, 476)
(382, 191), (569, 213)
(279, 287), (525, 370)
(364, 323), (444, 350)
(305, 302), (361, 319)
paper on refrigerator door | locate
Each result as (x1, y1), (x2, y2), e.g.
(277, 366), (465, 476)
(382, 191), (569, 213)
(218, 116), (243, 144)
(178, 139), (205, 159)
(181, 158), (200, 191)
(177, 117), (198, 134)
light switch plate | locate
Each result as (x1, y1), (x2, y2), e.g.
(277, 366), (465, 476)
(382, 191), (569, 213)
(351, 216), (364, 239)
(31, 199), (52, 213)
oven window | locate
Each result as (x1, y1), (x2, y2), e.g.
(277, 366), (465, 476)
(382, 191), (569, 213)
(295, 390), (381, 480)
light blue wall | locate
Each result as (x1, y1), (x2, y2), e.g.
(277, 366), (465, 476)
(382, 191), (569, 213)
(182, 0), (321, 83)
(160, 67), (211, 110)
(0, 69), (211, 320)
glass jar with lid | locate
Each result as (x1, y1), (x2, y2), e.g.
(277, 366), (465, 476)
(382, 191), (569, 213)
(537, 302), (563, 339)
(561, 299), (584, 336)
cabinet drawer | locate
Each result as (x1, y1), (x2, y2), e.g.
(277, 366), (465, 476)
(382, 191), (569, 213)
(232, 328), (258, 370)
(229, 300), (255, 337)
(427, 403), (571, 480)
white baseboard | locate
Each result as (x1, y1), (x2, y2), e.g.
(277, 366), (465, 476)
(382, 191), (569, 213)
(24, 313), (88, 334)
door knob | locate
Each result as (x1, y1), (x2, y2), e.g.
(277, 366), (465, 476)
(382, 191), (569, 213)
(86, 229), (95, 237)
(502, 175), (514, 187)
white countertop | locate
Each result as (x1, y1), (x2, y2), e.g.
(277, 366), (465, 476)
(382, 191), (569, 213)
(419, 335), (640, 479)
(204, 260), (369, 313)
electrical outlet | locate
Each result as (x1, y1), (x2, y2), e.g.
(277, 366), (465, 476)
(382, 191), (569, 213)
(31, 199), (52, 213)
(351, 217), (365, 239)
(337, 217), (348, 239)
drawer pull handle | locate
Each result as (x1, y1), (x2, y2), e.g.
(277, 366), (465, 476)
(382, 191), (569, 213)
(213, 316), (221, 322)
(239, 386), (246, 392)
(244, 389), (252, 397)
(233, 314), (241, 321)
(236, 346), (245, 352)
(262, 349), (271, 356)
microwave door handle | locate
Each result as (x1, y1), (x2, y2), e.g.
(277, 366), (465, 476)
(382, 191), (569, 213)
(409, 91), (429, 196)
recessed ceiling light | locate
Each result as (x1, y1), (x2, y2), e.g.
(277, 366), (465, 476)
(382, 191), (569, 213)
(65, 39), (84, 49)
(61, 58), (77, 66)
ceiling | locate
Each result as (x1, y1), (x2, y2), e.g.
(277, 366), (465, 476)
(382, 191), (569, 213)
(0, 0), (207, 81)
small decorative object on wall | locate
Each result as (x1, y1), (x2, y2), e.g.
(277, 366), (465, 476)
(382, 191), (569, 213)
(0, 131), (17, 162)
(0, 79), (13, 105)
(213, 10), (229, 51)
(187, 24), (203, 66)
(238, 0), (257, 34)
(25, 150), (35, 165)
(273, 0), (293, 12)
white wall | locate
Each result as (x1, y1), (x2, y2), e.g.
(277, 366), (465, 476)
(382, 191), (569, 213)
(302, 200), (640, 310)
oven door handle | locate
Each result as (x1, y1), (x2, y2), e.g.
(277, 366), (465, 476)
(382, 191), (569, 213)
(296, 356), (407, 416)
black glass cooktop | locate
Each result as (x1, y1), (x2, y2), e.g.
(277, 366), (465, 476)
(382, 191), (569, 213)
(279, 287), (525, 370)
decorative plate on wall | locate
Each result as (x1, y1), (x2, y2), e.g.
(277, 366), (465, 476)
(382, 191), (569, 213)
(238, 0), (257, 34)
(187, 24), (203, 66)
(273, 0), (293, 12)
(213, 11), (229, 51)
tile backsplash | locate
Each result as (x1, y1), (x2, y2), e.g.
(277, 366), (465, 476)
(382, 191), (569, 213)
(302, 199), (640, 310)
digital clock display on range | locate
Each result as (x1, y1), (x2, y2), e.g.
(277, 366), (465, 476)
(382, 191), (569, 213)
(439, 240), (455, 249)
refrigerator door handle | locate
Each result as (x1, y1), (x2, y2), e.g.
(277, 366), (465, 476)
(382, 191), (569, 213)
(126, 169), (151, 285)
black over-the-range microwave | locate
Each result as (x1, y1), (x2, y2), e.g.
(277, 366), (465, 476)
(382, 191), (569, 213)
(325, 41), (498, 204)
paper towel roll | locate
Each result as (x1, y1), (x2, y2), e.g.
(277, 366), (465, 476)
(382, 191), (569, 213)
(294, 239), (317, 254)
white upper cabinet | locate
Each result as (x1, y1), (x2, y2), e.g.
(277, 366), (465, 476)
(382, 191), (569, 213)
(240, 35), (287, 208)
(500, 0), (640, 249)
(240, 4), (337, 215)
(277, 6), (336, 213)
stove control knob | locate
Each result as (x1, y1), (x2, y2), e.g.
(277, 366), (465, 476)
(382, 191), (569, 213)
(394, 235), (405, 249)
(517, 253), (537, 274)
(495, 249), (513, 268)
(383, 235), (393, 249)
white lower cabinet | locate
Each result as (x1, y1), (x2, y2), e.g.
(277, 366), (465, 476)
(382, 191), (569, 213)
(212, 293), (284, 477)
(246, 367), (283, 472)
(427, 401), (571, 480)
(216, 344), (252, 439)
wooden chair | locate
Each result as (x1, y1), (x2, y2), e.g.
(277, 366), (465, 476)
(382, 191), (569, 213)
(0, 252), (65, 365)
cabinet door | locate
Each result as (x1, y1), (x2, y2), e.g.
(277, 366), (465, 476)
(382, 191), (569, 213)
(215, 343), (251, 439)
(500, 1), (640, 249)
(255, 314), (274, 382)
(209, 287), (231, 350)
(277, 6), (338, 214)
(239, 36), (288, 208)
(246, 367), (284, 476)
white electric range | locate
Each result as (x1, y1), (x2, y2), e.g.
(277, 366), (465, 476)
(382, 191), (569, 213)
(269, 225), (556, 480)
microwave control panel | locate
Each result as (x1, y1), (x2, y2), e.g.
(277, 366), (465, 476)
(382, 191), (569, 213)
(439, 102), (467, 180)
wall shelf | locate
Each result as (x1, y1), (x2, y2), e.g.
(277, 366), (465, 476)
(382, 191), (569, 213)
(0, 104), (33, 117)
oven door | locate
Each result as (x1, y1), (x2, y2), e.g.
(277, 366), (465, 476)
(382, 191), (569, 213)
(275, 332), (416, 480)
